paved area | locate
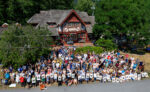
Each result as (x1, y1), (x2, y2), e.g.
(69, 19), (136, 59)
(1, 79), (150, 92)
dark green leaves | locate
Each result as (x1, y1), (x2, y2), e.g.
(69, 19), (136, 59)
(93, 0), (150, 49)
(0, 25), (53, 69)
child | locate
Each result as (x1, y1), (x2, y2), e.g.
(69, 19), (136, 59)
(39, 82), (47, 92)
(32, 75), (36, 87)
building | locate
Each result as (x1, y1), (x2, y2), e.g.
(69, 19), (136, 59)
(27, 9), (95, 46)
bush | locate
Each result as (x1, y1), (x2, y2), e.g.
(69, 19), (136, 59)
(95, 38), (117, 51)
(75, 46), (103, 54)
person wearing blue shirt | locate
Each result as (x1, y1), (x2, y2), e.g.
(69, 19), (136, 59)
(5, 72), (10, 79)
(117, 52), (120, 56)
(9, 66), (13, 73)
(133, 63), (137, 70)
(18, 67), (23, 73)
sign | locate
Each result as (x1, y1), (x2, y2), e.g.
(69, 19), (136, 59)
(9, 83), (16, 88)
(64, 27), (80, 32)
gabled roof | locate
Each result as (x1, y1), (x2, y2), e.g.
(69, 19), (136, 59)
(60, 10), (86, 26)
(28, 9), (95, 26)
(27, 9), (95, 36)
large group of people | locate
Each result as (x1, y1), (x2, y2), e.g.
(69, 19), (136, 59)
(1, 46), (149, 88)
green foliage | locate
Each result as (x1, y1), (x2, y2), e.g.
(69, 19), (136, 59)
(93, 0), (150, 49)
(0, 0), (74, 25)
(74, 0), (94, 15)
(0, 25), (53, 69)
(96, 38), (117, 51)
(75, 46), (103, 54)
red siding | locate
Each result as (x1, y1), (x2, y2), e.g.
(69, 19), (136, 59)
(68, 15), (80, 22)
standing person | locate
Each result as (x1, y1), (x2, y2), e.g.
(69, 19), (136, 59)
(46, 73), (50, 85)
(57, 75), (62, 86)
(15, 72), (20, 84)
(32, 75), (36, 88)
(26, 75), (31, 88)
(4, 71), (10, 85)
(41, 74), (46, 84)
(20, 75), (25, 87)
(36, 73), (41, 86)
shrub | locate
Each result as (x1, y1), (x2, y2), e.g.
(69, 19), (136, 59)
(75, 46), (103, 54)
(95, 38), (117, 51)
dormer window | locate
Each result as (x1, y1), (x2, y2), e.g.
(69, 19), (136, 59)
(85, 22), (91, 25)
(47, 22), (56, 27)
(31, 23), (38, 27)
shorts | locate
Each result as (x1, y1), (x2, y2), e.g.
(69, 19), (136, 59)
(37, 80), (40, 85)
(32, 83), (36, 86)
(27, 82), (31, 85)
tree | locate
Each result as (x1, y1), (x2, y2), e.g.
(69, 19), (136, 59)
(74, 0), (94, 15)
(0, 0), (9, 25)
(93, 0), (150, 50)
(0, 25), (53, 69)
(0, 0), (74, 25)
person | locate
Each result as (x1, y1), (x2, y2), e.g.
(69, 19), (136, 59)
(36, 73), (41, 86)
(57, 75), (62, 86)
(39, 82), (47, 92)
(26, 75), (31, 88)
(4, 71), (10, 85)
(15, 72), (20, 83)
(32, 75), (36, 88)
(1, 47), (147, 88)
(20, 75), (25, 87)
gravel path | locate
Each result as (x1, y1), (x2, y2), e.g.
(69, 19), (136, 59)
(1, 79), (150, 92)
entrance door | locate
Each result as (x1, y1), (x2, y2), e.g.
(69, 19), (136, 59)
(70, 34), (77, 42)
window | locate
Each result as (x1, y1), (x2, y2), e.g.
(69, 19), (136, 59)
(31, 23), (38, 27)
(47, 22), (56, 27)
(85, 22), (91, 25)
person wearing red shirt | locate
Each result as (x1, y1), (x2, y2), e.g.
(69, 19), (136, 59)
(20, 76), (25, 87)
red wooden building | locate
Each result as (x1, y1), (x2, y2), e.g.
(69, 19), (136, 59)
(27, 10), (95, 46)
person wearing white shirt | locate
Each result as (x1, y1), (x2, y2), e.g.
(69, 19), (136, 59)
(36, 73), (41, 85)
